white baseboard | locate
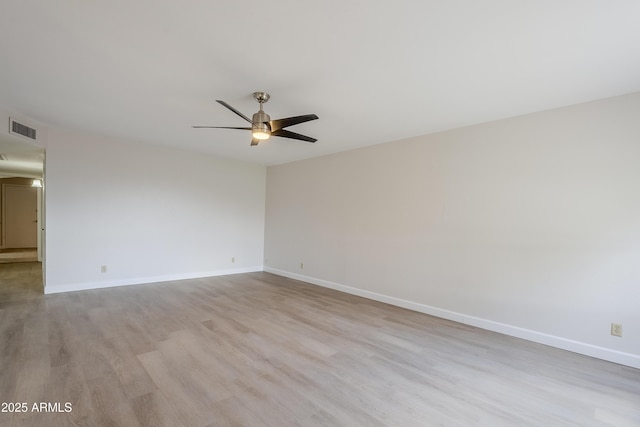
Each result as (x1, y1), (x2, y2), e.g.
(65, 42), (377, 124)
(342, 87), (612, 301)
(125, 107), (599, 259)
(44, 266), (263, 294)
(264, 267), (640, 370)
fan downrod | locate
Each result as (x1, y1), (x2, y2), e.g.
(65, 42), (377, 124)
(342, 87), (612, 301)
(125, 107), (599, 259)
(253, 92), (270, 104)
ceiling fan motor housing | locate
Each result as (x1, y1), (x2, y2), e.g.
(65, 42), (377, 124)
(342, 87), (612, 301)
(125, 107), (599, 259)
(252, 110), (271, 139)
(252, 110), (271, 126)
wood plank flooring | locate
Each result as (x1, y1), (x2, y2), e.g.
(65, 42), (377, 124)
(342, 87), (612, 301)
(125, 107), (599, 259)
(1, 263), (639, 426)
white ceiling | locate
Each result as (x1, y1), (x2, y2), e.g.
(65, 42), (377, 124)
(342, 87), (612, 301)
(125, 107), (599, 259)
(1, 0), (640, 169)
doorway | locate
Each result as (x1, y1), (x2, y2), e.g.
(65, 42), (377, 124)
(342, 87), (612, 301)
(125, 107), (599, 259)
(0, 130), (45, 295)
(0, 179), (43, 296)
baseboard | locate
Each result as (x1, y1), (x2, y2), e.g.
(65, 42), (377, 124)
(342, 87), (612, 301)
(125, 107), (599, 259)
(264, 267), (640, 370)
(44, 266), (263, 294)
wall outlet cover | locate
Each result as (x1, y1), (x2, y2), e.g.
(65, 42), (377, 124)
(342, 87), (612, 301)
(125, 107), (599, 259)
(611, 323), (623, 337)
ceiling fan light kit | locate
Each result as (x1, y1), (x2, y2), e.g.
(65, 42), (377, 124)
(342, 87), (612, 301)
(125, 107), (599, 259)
(252, 123), (270, 140)
(193, 92), (318, 146)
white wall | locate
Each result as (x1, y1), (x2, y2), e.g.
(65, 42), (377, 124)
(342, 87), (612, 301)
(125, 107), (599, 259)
(45, 128), (265, 293)
(264, 92), (640, 368)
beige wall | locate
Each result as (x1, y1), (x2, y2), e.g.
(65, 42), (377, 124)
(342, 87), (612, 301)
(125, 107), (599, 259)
(0, 177), (37, 248)
(264, 92), (640, 368)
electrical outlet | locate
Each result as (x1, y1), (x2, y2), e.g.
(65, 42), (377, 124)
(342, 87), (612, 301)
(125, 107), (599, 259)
(231, 257), (235, 263)
(611, 323), (623, 337)
(101, 265), (107, 273)
(300, 262), (304, 270)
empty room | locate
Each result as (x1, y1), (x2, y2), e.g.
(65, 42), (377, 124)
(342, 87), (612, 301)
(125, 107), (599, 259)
(1, 1), (639, 426)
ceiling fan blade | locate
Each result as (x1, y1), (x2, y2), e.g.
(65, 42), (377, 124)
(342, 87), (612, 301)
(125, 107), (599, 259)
(192, 126), (252, 130)
(271, 129), (317, 143)
(269, 114), (319, 131)
(216, 100), (253, 123)
(250, 137), (260, 146)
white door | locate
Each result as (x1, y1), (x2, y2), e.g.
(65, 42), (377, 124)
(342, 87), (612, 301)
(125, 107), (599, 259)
(3, 184), (38, 248)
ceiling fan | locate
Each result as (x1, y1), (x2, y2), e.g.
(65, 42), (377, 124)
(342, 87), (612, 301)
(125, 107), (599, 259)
(193, 92), (319, 146)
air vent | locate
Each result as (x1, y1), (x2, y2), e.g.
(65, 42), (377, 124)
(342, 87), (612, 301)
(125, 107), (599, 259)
(9, 118), (37, 140)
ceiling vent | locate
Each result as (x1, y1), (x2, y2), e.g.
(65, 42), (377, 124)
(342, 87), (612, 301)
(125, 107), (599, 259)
(9, 117), (37, 141)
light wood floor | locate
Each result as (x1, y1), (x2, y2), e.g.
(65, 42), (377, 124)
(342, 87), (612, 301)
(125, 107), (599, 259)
(1, 264), (639, 426)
